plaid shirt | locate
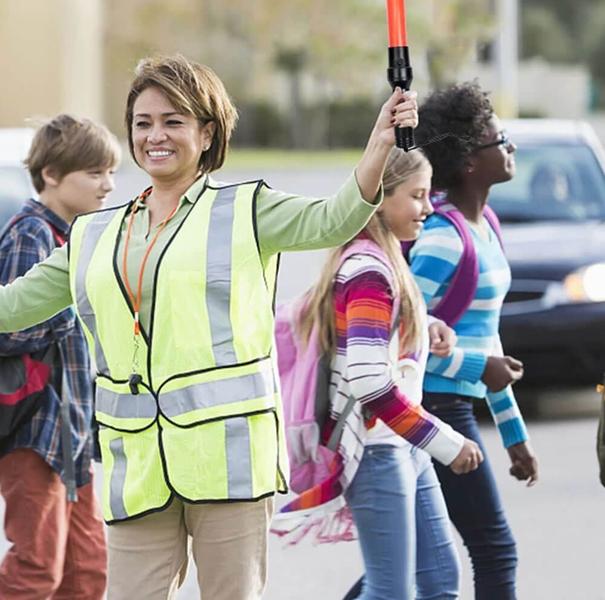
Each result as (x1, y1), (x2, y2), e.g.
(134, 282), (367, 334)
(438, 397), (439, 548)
(0, 199), (93, 487)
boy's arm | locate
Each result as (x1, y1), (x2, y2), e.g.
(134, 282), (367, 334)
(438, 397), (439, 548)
(410, 221), (488, 383)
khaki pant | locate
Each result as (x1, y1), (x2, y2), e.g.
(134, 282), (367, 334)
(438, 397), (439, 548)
(0, 449), (107, 599)
(107, 495), (275, 600)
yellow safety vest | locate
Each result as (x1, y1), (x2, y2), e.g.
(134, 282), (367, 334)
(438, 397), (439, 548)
(68, 181), (288, 523)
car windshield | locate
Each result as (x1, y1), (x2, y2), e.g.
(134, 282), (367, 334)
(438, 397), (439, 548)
(489, 143), (605, 223)
(0, 166), (30, 225)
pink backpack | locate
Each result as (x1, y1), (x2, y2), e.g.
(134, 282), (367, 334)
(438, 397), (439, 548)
(275, 239), (395, 493)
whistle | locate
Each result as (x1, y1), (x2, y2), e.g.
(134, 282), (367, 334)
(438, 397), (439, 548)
(128, 373), (143, 395)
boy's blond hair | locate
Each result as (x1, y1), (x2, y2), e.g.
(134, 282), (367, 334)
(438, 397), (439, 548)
(25, 114), (121, 193)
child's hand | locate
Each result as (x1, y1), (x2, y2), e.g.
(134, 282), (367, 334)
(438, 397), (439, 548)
(507, 441), (539, 486)
(450, 438), (484, 474)
(481, 356), (524, 392)
(428, 320), (457, 357)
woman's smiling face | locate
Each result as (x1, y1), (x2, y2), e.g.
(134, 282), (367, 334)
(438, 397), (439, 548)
(131, 86), (214, 185)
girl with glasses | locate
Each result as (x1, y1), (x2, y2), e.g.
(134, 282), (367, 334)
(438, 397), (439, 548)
(409, 81), (539, 600)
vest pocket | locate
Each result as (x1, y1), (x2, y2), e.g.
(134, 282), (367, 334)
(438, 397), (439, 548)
(99, 424), (171, 522)
(160, 410), (279, 501)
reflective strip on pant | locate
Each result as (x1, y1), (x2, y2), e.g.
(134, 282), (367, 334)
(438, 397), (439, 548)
(206, 186), (237, 366)
(225, 417), (253, 498)
(74, 210), (116, 373)
(109, 438), (128, 521)
(159, 364), (275, 418)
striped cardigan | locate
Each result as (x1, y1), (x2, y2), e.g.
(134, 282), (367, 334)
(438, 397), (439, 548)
(272, 237), (463, 544)
(409, 207), (528, 448)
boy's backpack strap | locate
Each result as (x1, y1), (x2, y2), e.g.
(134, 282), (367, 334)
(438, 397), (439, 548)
(429, 205), (479, 326)
(0, 214), (66, 248)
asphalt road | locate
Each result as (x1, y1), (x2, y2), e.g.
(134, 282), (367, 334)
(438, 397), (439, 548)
(262, 408), (605, 600)
(1, 404), (602, 599)
(1, 165), (604, 598)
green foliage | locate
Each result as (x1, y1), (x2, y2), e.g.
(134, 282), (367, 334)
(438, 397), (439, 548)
(521, 6), (574, 63)
(231, 101), (286, 148)
(422, 0), (495, 88)
(230, 98), (379, 149)
(521, 0), (605, 91)
(326, 98), (379, 148)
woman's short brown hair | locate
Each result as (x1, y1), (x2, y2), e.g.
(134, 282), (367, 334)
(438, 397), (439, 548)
(125, 55), (238, 174)
(25, 115), (121, 193)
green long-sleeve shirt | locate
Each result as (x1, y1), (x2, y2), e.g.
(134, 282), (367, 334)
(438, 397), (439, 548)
(0, 171), (380, 334)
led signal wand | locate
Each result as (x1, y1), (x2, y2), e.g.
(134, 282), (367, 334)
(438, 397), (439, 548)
(386, 0), (415, 151)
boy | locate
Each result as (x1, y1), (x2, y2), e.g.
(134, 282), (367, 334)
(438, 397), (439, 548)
(0, 114), (120, 599)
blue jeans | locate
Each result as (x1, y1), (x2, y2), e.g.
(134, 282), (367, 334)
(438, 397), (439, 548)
(344, 444), (460, 600)
(423, 392), (518, 600)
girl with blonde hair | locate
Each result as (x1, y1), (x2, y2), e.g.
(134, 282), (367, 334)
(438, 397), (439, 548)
(277, 148), (483, 600)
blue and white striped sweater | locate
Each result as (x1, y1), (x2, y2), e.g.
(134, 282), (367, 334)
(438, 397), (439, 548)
(410, 211), (528, 448)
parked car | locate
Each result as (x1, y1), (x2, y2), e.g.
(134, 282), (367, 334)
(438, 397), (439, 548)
(0, 128), (35, 226)
(494, 119), (605, 387)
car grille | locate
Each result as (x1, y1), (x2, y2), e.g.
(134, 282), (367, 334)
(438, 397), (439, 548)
(504, 290), (545, 303)
(502, 279), (557, 316)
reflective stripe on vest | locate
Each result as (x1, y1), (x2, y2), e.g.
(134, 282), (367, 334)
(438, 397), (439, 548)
(73, 209), (116, 374)
(206, 186), (237, 364)
(95, 358), (277, 430)
(108, 438), (128, 520)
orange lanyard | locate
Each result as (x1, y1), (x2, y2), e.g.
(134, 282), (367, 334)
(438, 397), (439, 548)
(122, 189), (179, 337)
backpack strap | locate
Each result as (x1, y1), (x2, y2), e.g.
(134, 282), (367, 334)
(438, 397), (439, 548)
(0, 213), (66, 248)
(428, 205), (479, 326)
(338, 238), (401, 324)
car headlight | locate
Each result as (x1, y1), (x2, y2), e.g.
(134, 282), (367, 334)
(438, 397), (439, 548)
(563, 263), (605, 302)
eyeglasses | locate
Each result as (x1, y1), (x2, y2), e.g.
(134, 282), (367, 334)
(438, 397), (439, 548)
(475, 132), (511, 151)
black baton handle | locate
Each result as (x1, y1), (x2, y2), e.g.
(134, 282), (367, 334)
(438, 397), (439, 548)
(387, 46), (416, 152)
(395, 124), (415, 152)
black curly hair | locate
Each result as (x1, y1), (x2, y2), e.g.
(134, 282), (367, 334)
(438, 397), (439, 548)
(416, 81), (494, 190)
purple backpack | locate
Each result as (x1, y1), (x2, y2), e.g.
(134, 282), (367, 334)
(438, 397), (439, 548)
(275, 239), (395, 493)
(403, 201), (503, 326)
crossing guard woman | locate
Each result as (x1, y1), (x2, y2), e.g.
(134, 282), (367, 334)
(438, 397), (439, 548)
(0, 55), (419, 600)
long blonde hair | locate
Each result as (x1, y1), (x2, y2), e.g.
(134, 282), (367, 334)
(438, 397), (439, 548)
(298, 148), (430, 355)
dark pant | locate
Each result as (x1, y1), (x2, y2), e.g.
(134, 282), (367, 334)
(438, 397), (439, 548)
(422, 392), (517, 600)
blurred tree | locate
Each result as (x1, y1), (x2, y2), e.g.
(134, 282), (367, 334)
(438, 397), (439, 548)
(423, 0), (494, 88)
(273, 47), (307, 147)
(103, 0), (498, 145)
(521, 0), (605, 106)
(251, 0), (385, 147)
(521, 6), (574, 63)
(583, 2), (605, 106)
(104, 0), (387, 145)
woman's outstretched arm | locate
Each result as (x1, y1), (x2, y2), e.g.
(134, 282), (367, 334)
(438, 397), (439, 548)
(0, 244), (72, 333)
